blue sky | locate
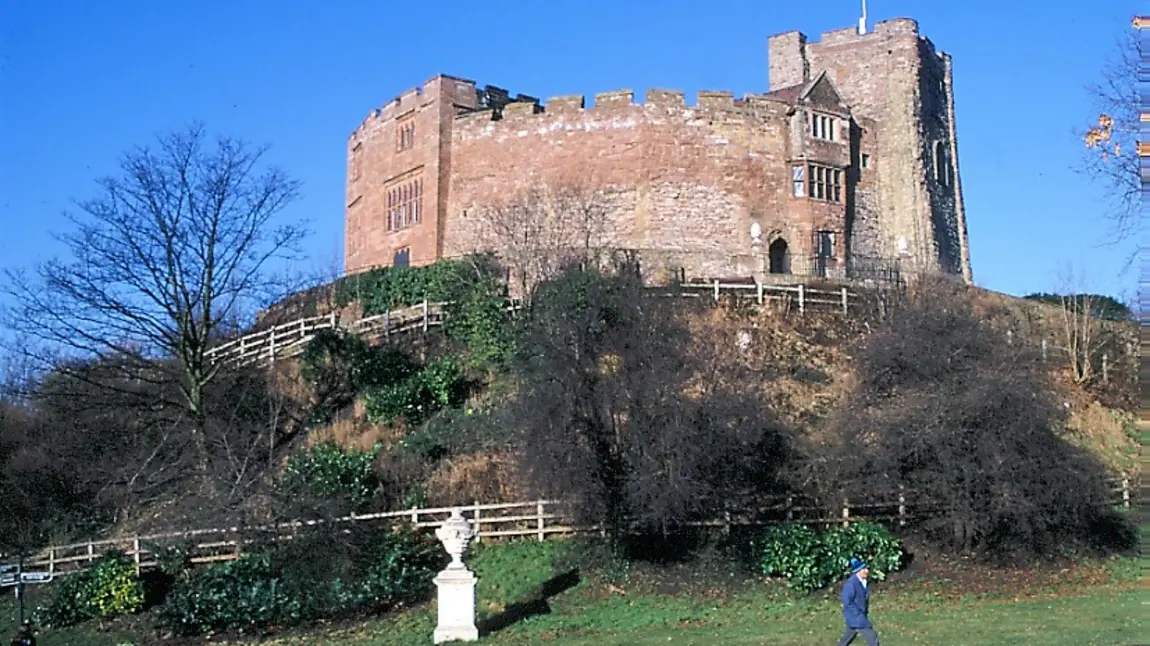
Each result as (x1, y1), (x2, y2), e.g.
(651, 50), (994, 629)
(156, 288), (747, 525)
(0, 0), (1139, 301)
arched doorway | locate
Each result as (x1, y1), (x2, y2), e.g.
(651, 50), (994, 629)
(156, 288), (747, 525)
(768, 238), (790, 274)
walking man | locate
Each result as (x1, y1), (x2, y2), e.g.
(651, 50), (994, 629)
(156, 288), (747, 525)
(836, 557), (879, 646)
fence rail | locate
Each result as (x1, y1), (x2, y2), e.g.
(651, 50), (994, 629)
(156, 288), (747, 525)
(206, 281), (865, 368)
(14, 475), (1135, 579)
(205, 301), (448, 367)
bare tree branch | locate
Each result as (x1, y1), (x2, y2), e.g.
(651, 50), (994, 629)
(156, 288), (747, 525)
(1, 124), (308, 476)
(471, 180), (611, 301)
(1079, 29), (1140, 243)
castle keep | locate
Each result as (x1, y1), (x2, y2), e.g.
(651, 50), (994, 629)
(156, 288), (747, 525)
(344, 17), (973, 284)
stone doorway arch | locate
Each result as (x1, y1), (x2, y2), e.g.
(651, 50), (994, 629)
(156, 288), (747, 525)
(768, 238), (790, 274)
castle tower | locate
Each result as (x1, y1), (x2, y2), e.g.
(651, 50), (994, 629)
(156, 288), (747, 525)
(769, 18), (973, 282)
(344, 75), (481, 274)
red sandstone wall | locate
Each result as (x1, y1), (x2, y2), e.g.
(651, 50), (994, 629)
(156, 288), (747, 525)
(345, 75), (478, 274)
(441, 88), (851, 281)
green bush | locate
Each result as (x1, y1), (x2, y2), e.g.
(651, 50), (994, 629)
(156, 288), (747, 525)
(42, 551), (144, 627)
(399, 406), (506, 463)
(444, 277), (516, 369)
(160, 552), (291, 635)
(364, 375), (432, 425)
(282, 442), (382, 511)
(755, 521), (903, 593)
(364, 357), (468, 426)
(159, 527), (443, 636)
(300, 329), (416, 424)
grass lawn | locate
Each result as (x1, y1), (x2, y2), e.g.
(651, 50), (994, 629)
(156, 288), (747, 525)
(2, 539), (1144, 646)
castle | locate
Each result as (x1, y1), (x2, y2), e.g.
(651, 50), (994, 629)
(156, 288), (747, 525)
(344, 17), (973, 285)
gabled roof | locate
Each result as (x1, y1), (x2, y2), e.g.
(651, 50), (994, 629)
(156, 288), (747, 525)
(764, 71), (850, 113)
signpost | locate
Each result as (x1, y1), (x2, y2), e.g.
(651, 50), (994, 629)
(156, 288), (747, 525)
(0, 557), (53, 627)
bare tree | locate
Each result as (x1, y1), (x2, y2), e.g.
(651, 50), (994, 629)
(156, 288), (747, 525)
(472, 180), (611, 301)
(506, 261), (790, 550)
(1081, 27), (1140, 242)
(1053, 266), (1111, 384)
(821, 278), (1126, 559)
(2, 124), (308, 478)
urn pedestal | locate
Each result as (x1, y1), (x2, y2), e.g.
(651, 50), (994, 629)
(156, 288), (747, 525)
(432, 508), (478, 644)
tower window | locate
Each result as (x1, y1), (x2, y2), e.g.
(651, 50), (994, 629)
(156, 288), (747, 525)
(807, 163), (843, 202)
(397, 120), (416, 151)
(386, 178), (424, 231)
(933, 141), (951, 187)
(811, 113), (836, 141)
(861, 154), (871, 169)
(791, 165), (805, 198)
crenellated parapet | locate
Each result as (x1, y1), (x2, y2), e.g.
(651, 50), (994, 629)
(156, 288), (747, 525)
(453, 86), (800, 137)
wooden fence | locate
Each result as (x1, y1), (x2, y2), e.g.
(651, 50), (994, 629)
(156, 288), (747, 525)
(679, 281), (859, 314)
(204, 281), (862, 368)
(204, 301), (447, 367)
(14, 475), (1135, 579)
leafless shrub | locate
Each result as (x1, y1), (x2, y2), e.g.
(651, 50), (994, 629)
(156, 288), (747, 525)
(819, 278), (1131, 559)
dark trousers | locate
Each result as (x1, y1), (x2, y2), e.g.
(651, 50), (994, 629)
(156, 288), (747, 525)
(835, 627), (879, 646)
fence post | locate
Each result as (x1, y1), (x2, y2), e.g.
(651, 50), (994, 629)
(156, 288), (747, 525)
(786, 495), (794, 522)
(133, 536), (141, 576)
(239, 336), (247, 361)
(410, 506), (419, 525)
(1122, 475), (1130, 508)
(1102, 354), (1109, 384)
(713, 280), (720, 302)
(841, 500), (849, 528)
(385, 309), (391, 338)
(841, 287), (848, 315)
(87, 541), (94, 564)
(536, 501), (546, 542)
(473, 501), (482, 544)
(422, 299), (430, 332)
(268, 331), (276, 363)
(723, 510), (731, 537)
(757, 282), (764, 305)
(798, 285), (805, 313)
(328, 310), (338, 329)
(1041, 339), (1048, 361)
(48, 546), (54, 577)
(898, 486), (906, 528)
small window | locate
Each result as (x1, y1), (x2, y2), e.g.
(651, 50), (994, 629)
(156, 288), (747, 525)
(811, 113), (836, 141)
(791, 165), (804, 198)
(393, 247), (411, 267)
(805, 163), (843, 203)
(861, 154), (870, 169)
(396, 120), (415, 151)
(933, 141), (950, 187)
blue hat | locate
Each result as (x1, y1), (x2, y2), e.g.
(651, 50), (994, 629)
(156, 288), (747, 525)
(849, 557), (869, 574)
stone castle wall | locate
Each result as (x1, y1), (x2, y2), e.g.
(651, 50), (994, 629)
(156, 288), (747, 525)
(441, 89), (852, 280)
(343, 17), (972, 284)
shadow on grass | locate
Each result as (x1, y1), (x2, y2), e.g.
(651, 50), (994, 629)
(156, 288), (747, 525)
(477, 568), (581, 636)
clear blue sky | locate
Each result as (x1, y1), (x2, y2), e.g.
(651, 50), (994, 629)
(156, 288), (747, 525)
(0, 0), (1139, 301)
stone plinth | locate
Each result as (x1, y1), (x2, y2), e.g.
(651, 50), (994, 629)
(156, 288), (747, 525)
(432, 508), (478, 643)
(433, 567), (479, 644)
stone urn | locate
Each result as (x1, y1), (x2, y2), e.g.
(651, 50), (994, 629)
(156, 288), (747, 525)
(435, 509), (475, 570)
(432, 508), (478, 643)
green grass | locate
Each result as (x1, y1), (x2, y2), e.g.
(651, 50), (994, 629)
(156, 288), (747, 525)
(2, 540), (1144, 646)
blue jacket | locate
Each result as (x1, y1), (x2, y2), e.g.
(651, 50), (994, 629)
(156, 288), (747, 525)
(841, 574), (872, 629)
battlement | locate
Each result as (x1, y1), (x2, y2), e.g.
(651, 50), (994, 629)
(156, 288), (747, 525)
(454, 86), (798, 130)
(815, 17), (920, 45)
(350, 75), (543, 140)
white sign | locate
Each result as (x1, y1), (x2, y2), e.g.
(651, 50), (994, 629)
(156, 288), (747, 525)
(0, 572), (52, 587)
(20, 572), (52, 584)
